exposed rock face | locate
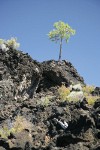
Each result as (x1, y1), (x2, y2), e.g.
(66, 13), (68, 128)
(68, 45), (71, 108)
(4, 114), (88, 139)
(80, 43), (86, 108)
(0, 48), (84, 108)
(0, 48), (41, 99)
(38, 60), (84, 91)
(0, 48), (100, 150)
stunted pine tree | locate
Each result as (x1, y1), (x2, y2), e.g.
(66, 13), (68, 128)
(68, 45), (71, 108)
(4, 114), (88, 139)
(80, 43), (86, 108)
(48, 21), (75, 61)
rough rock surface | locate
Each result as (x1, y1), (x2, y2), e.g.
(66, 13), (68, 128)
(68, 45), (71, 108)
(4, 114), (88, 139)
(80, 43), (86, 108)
(38, 60), (84, 91)
(0, 48), (100, 150)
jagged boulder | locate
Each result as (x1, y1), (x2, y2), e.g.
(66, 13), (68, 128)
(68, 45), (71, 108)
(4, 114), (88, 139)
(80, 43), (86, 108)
(37, 60), (84, 92)
(0, 48), (41, 100)
(0, 48), (41, 120)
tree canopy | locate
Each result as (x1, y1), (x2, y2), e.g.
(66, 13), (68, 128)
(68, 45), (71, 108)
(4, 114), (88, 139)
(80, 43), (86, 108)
(48, 21), (76, 61)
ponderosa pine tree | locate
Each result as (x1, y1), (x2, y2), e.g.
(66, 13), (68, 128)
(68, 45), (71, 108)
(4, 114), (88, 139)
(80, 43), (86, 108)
(48, 21), (75, 61)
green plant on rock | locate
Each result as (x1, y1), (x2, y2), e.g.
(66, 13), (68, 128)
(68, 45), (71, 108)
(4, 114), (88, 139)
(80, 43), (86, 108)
(0, 125), (11, 139)
(48, 21), (75, 61)
(13, 115), (33, 133)
(0, 116), (33, 139)
(40, 96), (51, 107)
(7, 37), (20, 49)
(83, 85), (95, 96)
(58, 85), (70, 101)
(86, 96), (100, 105)
(0, 37), (20, 51)
(0, 38), (8, 51)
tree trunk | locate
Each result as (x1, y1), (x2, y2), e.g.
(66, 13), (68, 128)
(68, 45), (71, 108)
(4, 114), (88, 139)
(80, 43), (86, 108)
(59, 38), (62, 61)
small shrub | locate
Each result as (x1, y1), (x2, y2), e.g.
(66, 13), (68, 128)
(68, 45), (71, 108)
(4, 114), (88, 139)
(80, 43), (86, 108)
(0, 39), (9, 52)
(83, 85), (95, 96)
(13, 115), (33, 133)
(0, 116), (33, 139)
(58, 85), (70, 100)
(0, 37), (20, 51)
(7, 37), (20, 49)
(86, 96), (99, 105)
(40, 96), (51, 107)
(0, 125), (10, 139)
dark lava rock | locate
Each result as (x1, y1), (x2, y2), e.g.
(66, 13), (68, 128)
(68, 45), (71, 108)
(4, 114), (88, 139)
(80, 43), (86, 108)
(0, 48), (100, 150)
(92, 99), (100, 129)
(37, 60), (84, 92)
(92, 87), (100, 96)
(94, 99), (100, 108)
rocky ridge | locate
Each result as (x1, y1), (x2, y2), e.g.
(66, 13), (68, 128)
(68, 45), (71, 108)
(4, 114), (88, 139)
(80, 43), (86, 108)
(0, 48), (100, 150)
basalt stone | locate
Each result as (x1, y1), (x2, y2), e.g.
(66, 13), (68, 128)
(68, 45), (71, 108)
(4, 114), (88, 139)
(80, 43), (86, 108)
(92, 87), (100, 96)
(93, 99), (100, 108)
(0, 48), (100, 150)
(37, 60), (85, 92)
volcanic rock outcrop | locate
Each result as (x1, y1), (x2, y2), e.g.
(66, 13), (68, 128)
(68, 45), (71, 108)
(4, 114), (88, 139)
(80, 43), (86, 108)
(0, 48), (100, 150)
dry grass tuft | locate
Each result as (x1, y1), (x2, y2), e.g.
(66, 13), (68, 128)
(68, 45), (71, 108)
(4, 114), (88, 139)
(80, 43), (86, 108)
(58, 85), (70, 100)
